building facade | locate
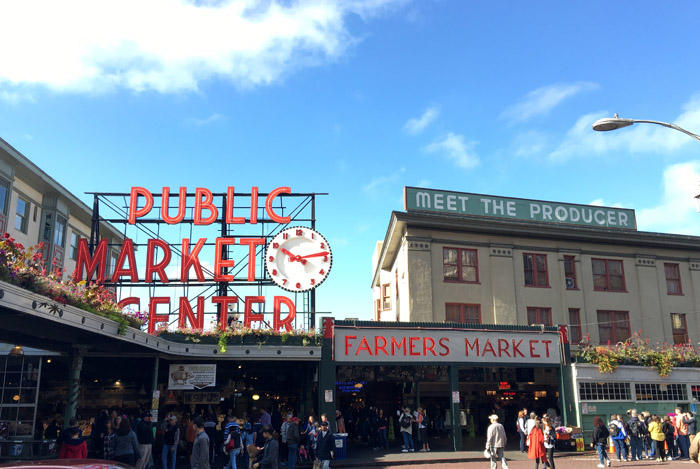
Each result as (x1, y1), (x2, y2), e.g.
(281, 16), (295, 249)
(373, 187), (700, 347)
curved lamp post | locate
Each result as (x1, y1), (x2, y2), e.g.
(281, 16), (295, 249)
(592, 115), (700, 210)
(592, 116), (700, 142)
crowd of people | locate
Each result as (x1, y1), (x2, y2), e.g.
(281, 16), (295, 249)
(486, 408), (558, 469)
(592, 407), (700, 467)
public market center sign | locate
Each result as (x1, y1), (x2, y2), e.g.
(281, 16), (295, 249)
(404, 187), (637, 230)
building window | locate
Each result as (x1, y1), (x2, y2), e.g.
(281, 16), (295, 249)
(445, 303), (481, 323)
(564, 255), (577, 289)
(527, 307), (552, 326)
(671, 313), (689, 344)
(568, 308), (582, 344)
(523, 253), (548, 287)
(579, 382), (631, 401)
(592, 258), (625, 292)
(597, 310), (631, 344)
(14, 197), (29, 233)
(382, 284), (391, 310)
(0, 355), (41, 437)
(69, 232), (81, 260)
(692, 386), (700, 401)
(0, 177), (10, 215)
(54, 215), (66, 248)
(664, 263), (683, 295)
(635, 383), (687, 401)
(443, 247), (478, 283)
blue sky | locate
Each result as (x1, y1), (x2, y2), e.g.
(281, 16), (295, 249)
(2, 0), (700, 323)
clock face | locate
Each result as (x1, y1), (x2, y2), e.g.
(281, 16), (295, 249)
(265, 227), (332, 292)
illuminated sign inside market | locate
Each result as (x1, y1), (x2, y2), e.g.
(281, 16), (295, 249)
(74, 186), (332, 334)
(404, 187), (637, 230)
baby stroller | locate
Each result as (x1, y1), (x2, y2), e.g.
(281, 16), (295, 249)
(298, 445), (311, 463)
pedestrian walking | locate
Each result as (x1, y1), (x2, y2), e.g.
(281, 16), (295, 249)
(223, 417), (242, 469)
(608, 414), (627, 461)
(542, 417), (556, 469)
(485, 414), (509, 469)
(254, 425), (279, 469)
(135, 413), (155, 469)
(416, 408), (430, 452)
(377, 410), (388, 450)
(286, 417), (300, 469)
(190, 418), (210, 469)
(591, 416), (610, 468)
(113, 418), (141, 466)
(527, 417), (548, 469)
(316, 421), (334, 469)
(648, 415), (666, 461)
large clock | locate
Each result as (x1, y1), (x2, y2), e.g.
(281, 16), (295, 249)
(265, 227), (332, 292)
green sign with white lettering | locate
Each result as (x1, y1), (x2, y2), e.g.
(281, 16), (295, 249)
(404, 187), (637, 230)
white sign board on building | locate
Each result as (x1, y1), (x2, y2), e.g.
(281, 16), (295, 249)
(168, 364), (217, 390)
(335, 327), (561, 365)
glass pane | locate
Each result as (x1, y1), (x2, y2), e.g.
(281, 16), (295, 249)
(19, 388), (36, 403)
(4, 373), (21, 387)
(461, 266), (477, 282)
(5, 357), (22, 372)
(461, 250), (476, 267)
(465, 306), (479, 323)
(443, 249), (457, 264)
(592, 259), (606, 275)
(610, 274), (624, 290)
(527, 309), (537, 324)
(535, 255), (546, 272)
(524, 271), (534, 285)
(3, 388), (21, 404)
(609, 260), (623, 276)
(523, 255), (533, 270)
(0, 180), (8, 214)
(54, 216), (66, 247)
(0, 406), (17, 420)
(443, 265), (458, 280)
(564, 257), (574, 275)
(536, 271), (548, 286)
(593, 274), (607, 289)
(672, 314), (683, 330)
(446, 305), (461, 322)
(541, 310), (552, 326)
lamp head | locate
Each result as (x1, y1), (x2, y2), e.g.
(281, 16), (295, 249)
(592, 117), (635, 132)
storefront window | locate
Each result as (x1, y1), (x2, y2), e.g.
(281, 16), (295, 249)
(579, 382), (631, 401)
(635, 383), (687, 401)
(0, 355), (40, 438)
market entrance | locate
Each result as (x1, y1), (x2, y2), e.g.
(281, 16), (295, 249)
(334, 364), (561, 452)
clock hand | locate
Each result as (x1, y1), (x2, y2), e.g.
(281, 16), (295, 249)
(280, 248), (296, 261)
(299, 251), (330, 259)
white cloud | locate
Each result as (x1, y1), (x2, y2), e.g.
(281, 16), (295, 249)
(363, 166), (406, 196)
(423, 132), (479, 169)
(0, 0), (404, 98)
(501, 82), (598, 123)
(514, 130), (548, 157)
(403, 105), (440, 135)
(551, 96), (700, 161)
(184, 112), (227, 126)
(636, 161), (700, 235)
(588, 198), (626, 209)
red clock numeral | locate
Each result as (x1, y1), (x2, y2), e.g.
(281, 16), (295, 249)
(268, 256), (274, 262)
(311, 232), (315, 239)
(323, 256), (328, 262)
(273, 242), (279, 249)
(296, 282), (301, 289)
(272, 269), (278, 276)
(311, 279), (316, 285)
(319, 269), (325, 275)
(282, 278), (287, 285)
(282, 233), (289, 240)
(296, 229), (304, 236)
(320, 243), (325, 249)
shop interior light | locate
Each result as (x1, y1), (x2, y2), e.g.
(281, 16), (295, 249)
(8, 345), (24, 357)
(252, 394), (260, 401)
(12, 394), (20, 402)
(353, 383), (363, 389)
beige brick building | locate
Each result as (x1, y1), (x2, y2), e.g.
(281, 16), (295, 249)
(373, 187), (700, 346)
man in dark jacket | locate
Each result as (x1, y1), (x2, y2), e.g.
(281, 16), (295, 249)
(316, 421), (334, 469)
(286, 417), (301, 469)
(254, 425), (278, 469)
(135, 413), (154, 469)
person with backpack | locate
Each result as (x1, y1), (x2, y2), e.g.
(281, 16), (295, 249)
(399, 407), (415, 453)
(648, 415), (666, 461)
(626, 409), (644, 461)
(662, 415), (677, 459)
(223, 416), (242, 469)
(608, 414), (628, 461)
(592, 416), (611, 468)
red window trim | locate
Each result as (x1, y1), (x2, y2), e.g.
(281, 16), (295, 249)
(563, 255), (578, 290)
(671, 313), (689, 344)
(381, 283), (391, 311)
(568, 308), (582, 344)
(664, 263), (684, 296)
(523, 253), (550, 288)
(445, 303), (482, 324)
(526, 306), (553, 326)
(596, 310), (631, 344)
(442, 247), (480, 284)
(592, 258), (627, 292)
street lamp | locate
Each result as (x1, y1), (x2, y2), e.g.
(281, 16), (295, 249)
(592, 116), (700, 142)
(592, 115), (700, 210)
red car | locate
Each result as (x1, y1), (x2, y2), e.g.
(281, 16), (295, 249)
(0, 461), (135, 469)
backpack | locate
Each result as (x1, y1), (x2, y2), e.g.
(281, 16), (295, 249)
(628, 419), (640, 437)
(225, 428), (240, 451)
(608, 422), (619, 437)
(400, 414), (412, 429)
